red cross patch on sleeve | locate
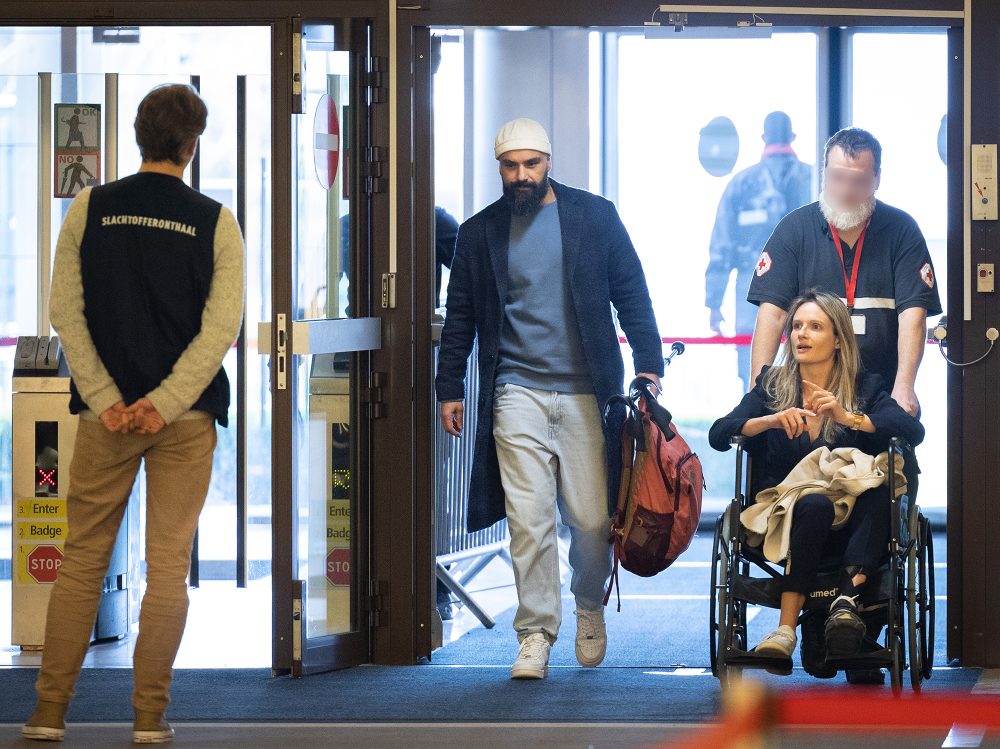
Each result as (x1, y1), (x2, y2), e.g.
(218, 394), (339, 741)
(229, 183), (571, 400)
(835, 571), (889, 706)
(756, 251), (772, 277)
(920, 262), (935, 289)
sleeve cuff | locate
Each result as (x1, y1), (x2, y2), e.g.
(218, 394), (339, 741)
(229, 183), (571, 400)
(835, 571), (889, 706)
(895, 299), (942, 316)
(145, 388), (188, 425)
(86, 386), (124, 419)
(745, 292), (790, 310)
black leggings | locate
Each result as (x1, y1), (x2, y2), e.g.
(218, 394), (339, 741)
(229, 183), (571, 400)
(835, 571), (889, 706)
(781, 486), (891, 595)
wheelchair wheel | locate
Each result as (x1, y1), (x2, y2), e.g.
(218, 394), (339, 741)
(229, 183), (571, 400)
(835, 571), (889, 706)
(921, 514), (935, 680)
(709, 516), (724, 676)
(710, 512), (744, 687)
(887, 574), (904, 696)
(906, 507), (926, 692)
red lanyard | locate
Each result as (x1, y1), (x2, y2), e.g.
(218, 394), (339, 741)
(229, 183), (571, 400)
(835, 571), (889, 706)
(829, 221), (869, 310)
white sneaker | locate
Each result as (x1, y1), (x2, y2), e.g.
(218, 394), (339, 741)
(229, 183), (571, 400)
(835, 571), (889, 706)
(511, 633), (551, 679)
(20, 725), (65, 742)
(575, 607), (607, 667)
(133, 712), (175, 744)
(755, 624), (798, 675)
(755, 625), (797, 657)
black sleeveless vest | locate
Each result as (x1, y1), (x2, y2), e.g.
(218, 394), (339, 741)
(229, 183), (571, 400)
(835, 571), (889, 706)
(68, 172), (230, 426)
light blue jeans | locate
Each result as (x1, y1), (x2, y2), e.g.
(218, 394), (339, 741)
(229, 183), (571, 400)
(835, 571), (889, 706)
(492, 383), (611, 644)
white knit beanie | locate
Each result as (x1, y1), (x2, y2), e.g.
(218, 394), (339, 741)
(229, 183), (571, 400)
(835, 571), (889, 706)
(494, 118), (552, 159)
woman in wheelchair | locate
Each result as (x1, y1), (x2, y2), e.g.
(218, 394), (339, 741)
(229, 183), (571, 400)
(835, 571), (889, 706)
(708, 290), (924, 674)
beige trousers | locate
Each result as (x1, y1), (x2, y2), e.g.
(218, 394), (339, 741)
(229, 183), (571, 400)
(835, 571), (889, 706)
(35, 416), (217, 713)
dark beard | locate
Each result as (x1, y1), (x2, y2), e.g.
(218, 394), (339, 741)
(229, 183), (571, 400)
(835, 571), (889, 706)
(503, 174), (550, 216)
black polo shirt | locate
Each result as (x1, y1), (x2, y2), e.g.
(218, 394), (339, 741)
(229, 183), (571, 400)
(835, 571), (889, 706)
(747, 200), (942, 386)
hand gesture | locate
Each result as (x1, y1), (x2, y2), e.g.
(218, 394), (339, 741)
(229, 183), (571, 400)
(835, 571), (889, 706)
(802, 380), (848, 425)
(124, 397), (166, 435)
(769, 406), (817, 439)
(99, 401), (133, 434)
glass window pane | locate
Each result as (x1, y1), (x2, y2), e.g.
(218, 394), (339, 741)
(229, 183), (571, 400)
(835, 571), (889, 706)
(0, 27), (273, 597)
(293, 41), (357, 638)
(851, 30), (948, 509)
(616, 31), (819, 508)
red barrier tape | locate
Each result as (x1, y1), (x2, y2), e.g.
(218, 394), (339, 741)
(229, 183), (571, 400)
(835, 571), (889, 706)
(617, 335), (755, 346)
(662, 687), (1000, 749)
(776, 689), (1000, 729)
(0, 337), (252, 349)
(0, 335), (939, 348)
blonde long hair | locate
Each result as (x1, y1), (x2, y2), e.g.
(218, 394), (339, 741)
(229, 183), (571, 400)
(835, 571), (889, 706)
(762, 290), (862, 443)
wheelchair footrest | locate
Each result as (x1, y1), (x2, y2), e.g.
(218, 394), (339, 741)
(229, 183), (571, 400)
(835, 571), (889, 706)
(825, 647), (893, 671)
(723, 648), (793, 670)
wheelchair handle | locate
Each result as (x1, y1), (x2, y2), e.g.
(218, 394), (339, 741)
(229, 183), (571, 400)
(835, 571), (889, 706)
(889, 436), (913, 455)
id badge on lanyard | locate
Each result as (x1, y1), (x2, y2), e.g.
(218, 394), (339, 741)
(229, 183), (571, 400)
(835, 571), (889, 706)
(830, 221), (870, 336)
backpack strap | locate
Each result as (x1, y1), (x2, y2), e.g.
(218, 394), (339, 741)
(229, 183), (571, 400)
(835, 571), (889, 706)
(603, 537), (623, 612)
(630, 376), (676, 441)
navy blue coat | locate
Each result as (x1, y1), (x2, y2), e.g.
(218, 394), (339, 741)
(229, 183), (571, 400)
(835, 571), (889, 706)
(435, 180), (664, 532)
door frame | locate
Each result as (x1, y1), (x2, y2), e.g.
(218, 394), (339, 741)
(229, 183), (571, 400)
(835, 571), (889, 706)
(0, 1), (410, 674)
(269, 15), (385, 676)
(394, 0), (969, 666)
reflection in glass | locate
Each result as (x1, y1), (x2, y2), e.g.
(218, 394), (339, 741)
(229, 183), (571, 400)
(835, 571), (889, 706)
(293, 43), (356, 638)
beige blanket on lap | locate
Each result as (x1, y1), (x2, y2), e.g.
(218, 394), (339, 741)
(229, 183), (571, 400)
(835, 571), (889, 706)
(741, 446), (907, 564)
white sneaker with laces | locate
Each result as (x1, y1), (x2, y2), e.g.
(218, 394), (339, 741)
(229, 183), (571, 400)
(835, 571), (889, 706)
(755, 624), (798, 658)
(511, 632), (551, 679)
(574, 607), (607, 667)
(755, 624), (798, 675)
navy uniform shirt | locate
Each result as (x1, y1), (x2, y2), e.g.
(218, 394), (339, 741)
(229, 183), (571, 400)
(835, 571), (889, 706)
(747, 200), (942, 386)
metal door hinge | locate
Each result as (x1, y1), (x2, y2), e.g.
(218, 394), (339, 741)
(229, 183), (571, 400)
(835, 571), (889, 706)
(363, 372), (387, 419)
(366, 56), (387, 102)
(363, 145), (387, 194)
(369, 579), (389, 627)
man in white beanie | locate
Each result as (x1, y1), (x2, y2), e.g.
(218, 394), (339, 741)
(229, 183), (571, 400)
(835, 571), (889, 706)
(436, 117), (663, 679)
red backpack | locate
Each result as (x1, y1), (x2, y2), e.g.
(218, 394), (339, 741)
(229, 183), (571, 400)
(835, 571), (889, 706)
(603, 376), (704, 610)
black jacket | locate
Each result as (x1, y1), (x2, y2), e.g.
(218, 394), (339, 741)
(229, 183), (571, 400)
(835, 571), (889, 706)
(435, 180), (663, 531)
(709, 366), (924, 492)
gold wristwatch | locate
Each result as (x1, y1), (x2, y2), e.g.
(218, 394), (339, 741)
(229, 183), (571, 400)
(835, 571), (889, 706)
(850, 411), (865, 431)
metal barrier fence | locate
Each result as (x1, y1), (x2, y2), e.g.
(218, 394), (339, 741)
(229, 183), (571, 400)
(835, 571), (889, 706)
(433, 326), (511, 628)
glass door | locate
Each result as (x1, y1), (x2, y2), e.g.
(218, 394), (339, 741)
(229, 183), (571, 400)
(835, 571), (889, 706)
(267, 18), (378, 676)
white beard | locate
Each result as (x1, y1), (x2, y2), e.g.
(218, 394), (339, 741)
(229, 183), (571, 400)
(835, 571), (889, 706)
(819, 191), (876, 230)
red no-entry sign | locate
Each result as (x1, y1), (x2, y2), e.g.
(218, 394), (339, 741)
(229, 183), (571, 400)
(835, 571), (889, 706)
(313, 94), (341, 190)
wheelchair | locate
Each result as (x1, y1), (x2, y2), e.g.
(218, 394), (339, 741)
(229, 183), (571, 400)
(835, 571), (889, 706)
(709, 436), (934, 695)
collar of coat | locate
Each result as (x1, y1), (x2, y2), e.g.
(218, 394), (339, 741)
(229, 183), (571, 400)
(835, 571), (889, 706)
(483, 178), (586, 307)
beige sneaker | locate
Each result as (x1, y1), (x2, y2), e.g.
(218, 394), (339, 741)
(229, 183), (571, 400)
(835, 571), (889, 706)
(511, 633), (551, 679)
(133, 710), (175, 744)
(755, 624), (797, 675)
(21, 700), (67, 742)
(575, 607), (607, 667)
